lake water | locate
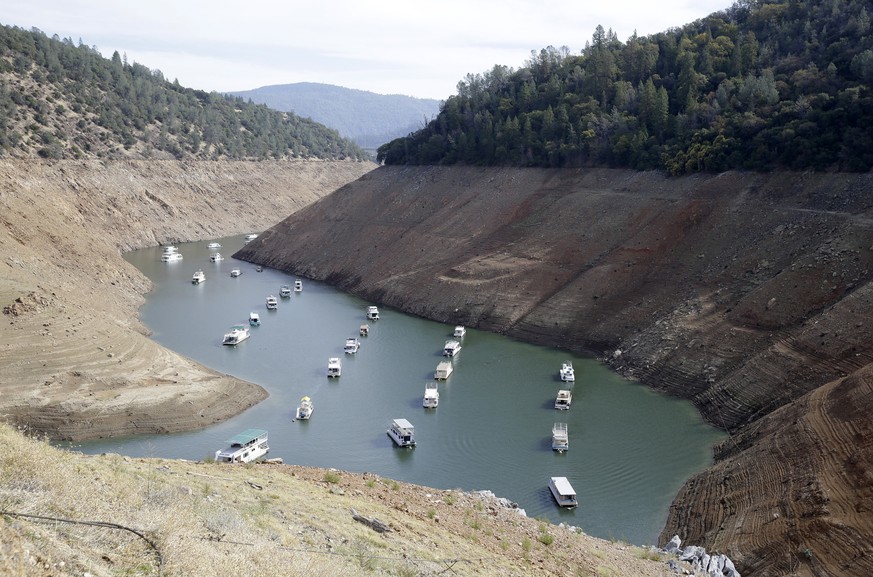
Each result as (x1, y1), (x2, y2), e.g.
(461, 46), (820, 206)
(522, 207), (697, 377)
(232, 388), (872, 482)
(71, 234), (725, 545)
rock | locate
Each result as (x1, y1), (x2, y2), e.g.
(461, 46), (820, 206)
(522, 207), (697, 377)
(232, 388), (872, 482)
(664, 534), (681, 552)
(679, 545), (705, 562)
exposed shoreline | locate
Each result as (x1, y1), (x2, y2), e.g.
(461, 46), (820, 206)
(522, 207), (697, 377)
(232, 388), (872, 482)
(0, 159), (374, 441)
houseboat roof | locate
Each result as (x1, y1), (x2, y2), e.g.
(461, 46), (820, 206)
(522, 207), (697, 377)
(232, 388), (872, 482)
(226, 428), (267, 446)
(392, 418), (414, 430)
(550, 476), (576, 496)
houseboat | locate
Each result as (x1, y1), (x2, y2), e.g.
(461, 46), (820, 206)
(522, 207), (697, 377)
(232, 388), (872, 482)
(160, 252), (183, 262)
(207, 242), (221, 249)
(230, 268), (242, 277)
(366, 306), (380, 320)
(359, 324), (370, 337)
(344, 337), (360, 354)
(294, 279), (303, 292)
(555, 389), (572, 410)
(387, 418), (416, 448)
(434, 360), (453, 380)
(552, 422), (569, 452)
(209, 252), (224, 262)
(222, 325), (250, 346)
(192, 270), (206, 284)
(279, 285), (292, 297)
(296, 396), (313, 420)
(249, 312), (260, 326)
(443, 339), (462, 357)
(453, 325), (466, 338)
(423, 382), (439, 408)
(266, 295), (278, 310)
(244, 233), (259, 242)
(548, 476), (578, 508)
(214, 429), (269, 463)
(560, 361), (575, 382)
(327, 357), (342, 378)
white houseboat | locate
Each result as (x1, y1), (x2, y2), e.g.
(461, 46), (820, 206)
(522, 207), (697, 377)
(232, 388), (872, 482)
(294, 279), (303, 292)
(548, 476), (578, 508)
(434, 360), (453, 380)
(214, 429), (269, 463)
(209, 252), (224, 262)
(560, 361), (575, 382)
(266, 295), (278, 310)
(423, 382), (439, 408)
(230, 268), (242, 277)
(192, 270), (206, 284)
(296, 396), (313, 420)
(344, 337), (360, 354)
(552, 422), (569, 452)
(366, 306), (380, 320)
(249, 312), (260, 326)
(327, 357), (342, 378)
(160, 252), (183, 262)
(387, 418), (416, 448)
(555, 389), (572, 410)
(207, 242), (221, 249)
(359, 324), (370, 336)
(443, 339), (462, 357)
(280, 285), (292, 297)
(244, 233), (259, 242)
(453, 325), (466, 338)
(222, 325), (250, 346)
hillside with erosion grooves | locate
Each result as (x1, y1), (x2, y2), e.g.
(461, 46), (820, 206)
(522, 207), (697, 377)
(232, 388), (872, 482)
(0, 158), (373, 441)
(236, 165), (873, 577)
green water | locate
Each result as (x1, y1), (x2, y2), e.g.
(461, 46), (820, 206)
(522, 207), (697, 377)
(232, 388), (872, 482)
(72, 234), (725, 545)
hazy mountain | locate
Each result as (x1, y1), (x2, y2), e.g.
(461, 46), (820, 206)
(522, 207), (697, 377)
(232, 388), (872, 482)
(229, 83), (442, 149)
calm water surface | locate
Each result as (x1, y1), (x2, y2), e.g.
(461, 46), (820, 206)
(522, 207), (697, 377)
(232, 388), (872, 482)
(73, 235), (725, 545)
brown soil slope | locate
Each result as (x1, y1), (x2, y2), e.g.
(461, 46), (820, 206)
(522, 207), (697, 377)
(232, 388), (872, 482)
(237, 165), (873, 577)
(0, 158), (374, 440)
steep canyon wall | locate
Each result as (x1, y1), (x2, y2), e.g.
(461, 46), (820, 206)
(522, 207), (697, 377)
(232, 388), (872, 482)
(236, 165), (873, 576)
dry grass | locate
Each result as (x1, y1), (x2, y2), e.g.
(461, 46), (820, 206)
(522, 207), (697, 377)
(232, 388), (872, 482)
(0, 424), (672, 576)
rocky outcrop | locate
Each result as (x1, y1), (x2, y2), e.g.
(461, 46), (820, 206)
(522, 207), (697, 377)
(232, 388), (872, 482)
(236, 165), (873, 576)
(662, 535), (740, 576)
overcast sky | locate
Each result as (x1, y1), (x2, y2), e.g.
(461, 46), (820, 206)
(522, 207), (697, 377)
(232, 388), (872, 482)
(5, 0), (731, 101)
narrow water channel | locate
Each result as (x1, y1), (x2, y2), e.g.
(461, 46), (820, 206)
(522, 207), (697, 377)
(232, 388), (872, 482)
(71, 234), (725, 546)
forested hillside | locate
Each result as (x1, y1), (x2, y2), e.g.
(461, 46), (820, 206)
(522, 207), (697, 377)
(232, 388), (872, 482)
(378, 0), (873, 173)
(0, 25), (367, 161)
(230, 82), (440, 149)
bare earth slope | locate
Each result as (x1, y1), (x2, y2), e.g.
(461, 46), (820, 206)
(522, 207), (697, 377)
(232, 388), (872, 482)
(236, 165), (873, 577)
(0, 159), (374, 440)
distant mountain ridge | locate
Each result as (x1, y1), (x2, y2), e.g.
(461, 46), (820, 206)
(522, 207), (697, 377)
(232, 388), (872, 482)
(229, 82), (441, 149)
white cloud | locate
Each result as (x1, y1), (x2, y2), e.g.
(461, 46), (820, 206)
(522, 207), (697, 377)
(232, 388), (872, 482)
(4, 0), (731, 100)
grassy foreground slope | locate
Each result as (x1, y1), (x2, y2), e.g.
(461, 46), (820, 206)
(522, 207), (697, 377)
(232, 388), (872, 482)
(0, 424), (671, 577)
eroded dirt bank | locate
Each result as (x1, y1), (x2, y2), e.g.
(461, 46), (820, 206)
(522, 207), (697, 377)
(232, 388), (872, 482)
(0, 158), (374, 440)
(237, 165), (873, 577)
